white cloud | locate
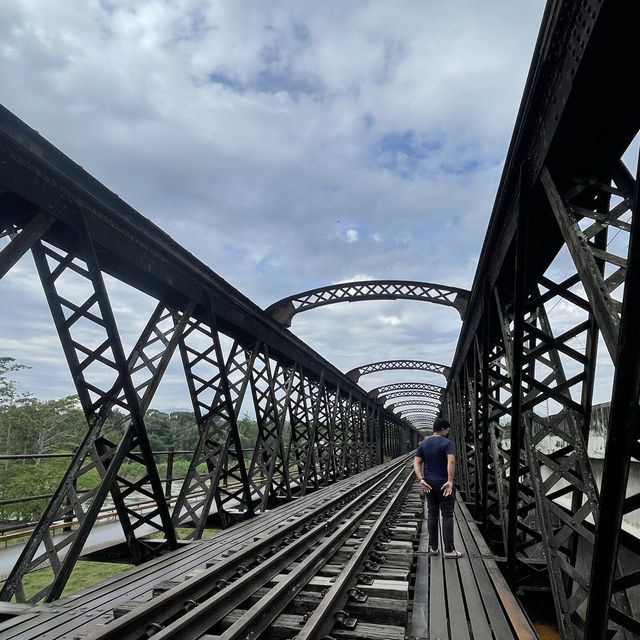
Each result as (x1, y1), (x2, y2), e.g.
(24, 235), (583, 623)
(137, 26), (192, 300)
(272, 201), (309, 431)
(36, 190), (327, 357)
(345, 229), (359, 243)
(0, 0), (547, 408)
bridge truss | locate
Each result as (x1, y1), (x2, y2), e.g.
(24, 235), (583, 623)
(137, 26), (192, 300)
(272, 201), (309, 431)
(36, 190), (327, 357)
(442, 1), (640, 638)
(0, 106), (418, 604)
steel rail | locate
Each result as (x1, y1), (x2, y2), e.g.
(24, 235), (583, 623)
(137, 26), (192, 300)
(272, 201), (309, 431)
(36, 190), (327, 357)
(197, 464), (412, 640)
(292, 466), (414, 640)
(83, 459), (409, 640)
(127, 461), (409, 640)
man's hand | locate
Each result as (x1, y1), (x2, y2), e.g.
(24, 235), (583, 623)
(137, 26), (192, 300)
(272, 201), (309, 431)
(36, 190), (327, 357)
(420, 478), (432, 493)
(441, 481), (453, 497)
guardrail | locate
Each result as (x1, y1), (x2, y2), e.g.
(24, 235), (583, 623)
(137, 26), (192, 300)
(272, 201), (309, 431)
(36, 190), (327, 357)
(0, 449), (200, 544)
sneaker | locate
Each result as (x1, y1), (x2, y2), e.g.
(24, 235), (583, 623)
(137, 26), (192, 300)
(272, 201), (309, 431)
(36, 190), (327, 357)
(428, 546), (439, 556)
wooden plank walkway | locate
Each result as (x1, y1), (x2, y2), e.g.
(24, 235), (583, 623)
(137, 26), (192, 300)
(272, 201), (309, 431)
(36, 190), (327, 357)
(409, 495), (540, 640)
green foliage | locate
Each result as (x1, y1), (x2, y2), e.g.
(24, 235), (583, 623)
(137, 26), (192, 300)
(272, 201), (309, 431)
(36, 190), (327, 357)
(0, 357), (261, 525)
(0, 395), (86, 456)
(0, 357), (31, 411)
(0, 458), (71, 521)
(144, 408), (199, 453)
(238, 412), (258, 451)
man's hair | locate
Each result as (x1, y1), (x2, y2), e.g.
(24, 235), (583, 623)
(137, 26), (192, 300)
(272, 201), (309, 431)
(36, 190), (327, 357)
(433, 417), (451, 433)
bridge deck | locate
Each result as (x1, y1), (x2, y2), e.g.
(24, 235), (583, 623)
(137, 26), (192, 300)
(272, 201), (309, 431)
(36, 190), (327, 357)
(0, 470), (540, 640)
(410, 496), (538, 639)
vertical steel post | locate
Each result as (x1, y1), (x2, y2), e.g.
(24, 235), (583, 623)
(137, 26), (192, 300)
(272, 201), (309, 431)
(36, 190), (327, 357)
(165, 446), (174, 499)
(506, 161), (530, 587)
(481, 293), (490, 531)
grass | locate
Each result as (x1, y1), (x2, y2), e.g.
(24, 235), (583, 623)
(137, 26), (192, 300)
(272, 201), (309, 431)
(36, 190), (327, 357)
(0, 527), (220, 602)
(1, 560), (132, 602)
(0, 528), (220, 600)
(142, 527), (220, 540)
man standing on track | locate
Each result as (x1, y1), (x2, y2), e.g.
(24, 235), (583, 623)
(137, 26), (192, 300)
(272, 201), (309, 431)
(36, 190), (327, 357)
(413, 417), (464, 558)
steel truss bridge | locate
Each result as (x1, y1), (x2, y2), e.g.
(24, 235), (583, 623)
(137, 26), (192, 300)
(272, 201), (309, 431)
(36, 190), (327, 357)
(1, 1), (640, 637)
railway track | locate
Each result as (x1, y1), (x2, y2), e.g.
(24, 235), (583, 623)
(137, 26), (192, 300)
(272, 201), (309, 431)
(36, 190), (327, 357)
(81, 457), (421, 640)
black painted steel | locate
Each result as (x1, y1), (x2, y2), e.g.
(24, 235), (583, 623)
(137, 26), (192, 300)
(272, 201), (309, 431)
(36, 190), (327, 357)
(2, 0), (640, 635)
(265, 280), (470, 326)
(443, 1), (640, 637)
(345, 359), (450, 383)
(584, 152), (640, 638)
(369, 382), (445, 400)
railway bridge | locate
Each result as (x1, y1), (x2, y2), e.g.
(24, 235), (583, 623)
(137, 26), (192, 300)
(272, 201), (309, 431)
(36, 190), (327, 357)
(1, 1), (640, 638)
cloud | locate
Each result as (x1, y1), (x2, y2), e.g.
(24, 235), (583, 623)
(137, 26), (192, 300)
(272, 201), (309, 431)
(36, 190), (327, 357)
(0, 0), (548, 409)
(345, 229), (359, 243)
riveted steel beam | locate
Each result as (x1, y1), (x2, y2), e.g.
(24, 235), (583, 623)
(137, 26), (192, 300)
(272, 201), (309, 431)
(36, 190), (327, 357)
(265, 280), (470, 326)
(346, 359), (450, 383)
(369, 382), (445, 400)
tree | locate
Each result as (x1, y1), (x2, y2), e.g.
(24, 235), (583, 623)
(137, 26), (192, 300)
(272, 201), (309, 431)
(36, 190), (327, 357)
(0, 357), (31, 411)
(0, 395), (85, 456)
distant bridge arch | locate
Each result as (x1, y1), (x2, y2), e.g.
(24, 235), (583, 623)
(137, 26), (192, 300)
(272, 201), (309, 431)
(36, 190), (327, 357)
(387, 399), (441, 411)
(410, 420), (435, 431)
(408, 414), (436, 424)
(401, 408), (439, 418)
(381, 390), (443, 403)
(346, 359), (450, 383)
(266, 280), (470, 327)
(369, 382), (445, 400)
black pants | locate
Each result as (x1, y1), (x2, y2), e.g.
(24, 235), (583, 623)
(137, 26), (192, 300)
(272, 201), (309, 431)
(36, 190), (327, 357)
(426, 488), (455, 552)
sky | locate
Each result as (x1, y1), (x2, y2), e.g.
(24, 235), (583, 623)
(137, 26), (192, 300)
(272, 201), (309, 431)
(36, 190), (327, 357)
(0, 0), (548, 414)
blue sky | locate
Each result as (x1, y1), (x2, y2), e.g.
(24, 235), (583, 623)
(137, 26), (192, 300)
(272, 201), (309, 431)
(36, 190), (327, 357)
(0, 0), (547, 410)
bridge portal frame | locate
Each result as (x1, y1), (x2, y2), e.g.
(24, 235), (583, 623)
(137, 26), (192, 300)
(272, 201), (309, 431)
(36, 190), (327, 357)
(345, 359), (450, 383)
(265, 280), (469, 327)
(369, 381), (445, 400)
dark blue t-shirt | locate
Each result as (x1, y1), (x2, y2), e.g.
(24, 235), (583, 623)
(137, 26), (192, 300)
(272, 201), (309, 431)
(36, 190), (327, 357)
(416, 435), (455, 488)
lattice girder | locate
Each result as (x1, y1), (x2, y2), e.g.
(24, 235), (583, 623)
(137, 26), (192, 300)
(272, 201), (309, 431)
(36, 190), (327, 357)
(541, 167), (631, 361)
(370, 381), (445, 400)
(0, 105), (421, 608)
(284, 369), (314, 484)
(265, 279), (470, 326)
(0, 210), (54, 279)
(0, 232), (188, 603)
(346, 359), (450, 383)
(247, 347), (294, 509)
(501, 279), (633, 637)
(172, 321), (254, 535)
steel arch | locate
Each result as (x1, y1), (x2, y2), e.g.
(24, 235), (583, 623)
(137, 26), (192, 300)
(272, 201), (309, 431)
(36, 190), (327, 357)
(380, 390), (443, 404)
(400, 408), (439, 418)
(265, 280), (470, 326)
(346, 359), (450, 383)
(410, 419), (435, 430)
(369, 382), (445, 400)
(388, 399), (441, 411)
